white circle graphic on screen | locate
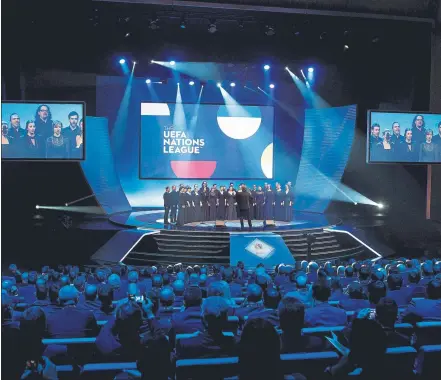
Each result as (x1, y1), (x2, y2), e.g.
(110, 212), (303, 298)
(141, 103), (170, 116)
(217, 105), (262, 140)
(261, 143), (273, 178)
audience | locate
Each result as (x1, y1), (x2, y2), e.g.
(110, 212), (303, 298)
(305, 282), (347, 326)
(2, 257), (441, 378)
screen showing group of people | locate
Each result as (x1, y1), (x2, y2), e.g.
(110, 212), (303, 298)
(163, 181), (294, 226)
(368, 111), (441, 163)
(1, 102), (85, 160)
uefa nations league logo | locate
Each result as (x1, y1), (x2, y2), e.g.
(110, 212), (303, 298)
(245, 239), (275, 259)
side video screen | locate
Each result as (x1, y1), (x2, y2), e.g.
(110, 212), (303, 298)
(1, 101), (85, 160)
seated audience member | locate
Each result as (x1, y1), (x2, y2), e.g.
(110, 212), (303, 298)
(337, 265), (345, 277)
(33, 279), (50, 307)
(199, 275), (208, 298)
(137, 334), (172, 380)
(329, 277), (349, 303)
(73, 275), (86, 294)
(83, 284), (101, 311)
(357, 265), (371, 292)
(305, 282), (347, 327)
(235, 284), (264, 320)
(47, 283), (60, 307)
(325, 319), (388, 379)
(278, 270), (297, 295)
(247, 288), (281, 327)
(95, 284), (115, 321)
(375, 297), (410, 347)
(20, 306), (46, 362)
(386, 273), (411, 307)
(340, 265), (355, 287)
(153, 287), (175, 334)
(223, 267), (242, 297)
(274, 264), (290, 288)
(419, 263), (435, 286)
(307, 262), (319, 284)
(368, 280), (387, 307)
(238, 318), (293, 380)
(171, 279), (185, 308)
(188, 273), (200, 287)
(95, 301), (146, 360)
(108, 273), (126, 301)
(400, 279), (441, 323)
(406, 270), (426, 299)
(207, 281), (237, 313)
(176, 296), (237, 359)
(279, 296), (326, 353)
(169, 286), (204, 345)
(285, 272), (313, 308)
(339, 282), (370, 311)
(45, 285), (99, 338)
(18, 273), (36, 303)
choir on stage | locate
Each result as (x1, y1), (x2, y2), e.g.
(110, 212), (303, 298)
(163, 181), (294, 226)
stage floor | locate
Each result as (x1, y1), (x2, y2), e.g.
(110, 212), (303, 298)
(108, 209), (341, 232)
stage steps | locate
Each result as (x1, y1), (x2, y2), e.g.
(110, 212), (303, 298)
(276, 229), (370, 262)
(122, 229), (231, 267)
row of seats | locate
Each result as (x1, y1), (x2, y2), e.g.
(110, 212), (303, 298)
(50, 345), (441, 379)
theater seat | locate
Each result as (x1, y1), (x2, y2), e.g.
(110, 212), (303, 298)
(176, 357), (239, 380)
(416, 321), (441, 346)
(384, 346), (417, 379)
(280, 351), (340, 378)
(394, 323), (414, 337)
(416, 344), (441, 380)
(42, 338), (96, 345)
(80, 362), (138, 379)
(226, 316), (239, 333)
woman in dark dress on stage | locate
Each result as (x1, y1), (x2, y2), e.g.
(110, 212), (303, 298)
(255, 186), (265, 220)
(217, 186), (227, 220)
(46, 121), (70, 159)
(208, 185), (219, 221)
(283, 184), (294, 222)
(226, 186), (237, 220)
(199, 182), (210, 221)
(192, 184), (202, 222)
(185, 186), (195, 223)
(264, 184), (275, 221)
(176, 187), (188, 226)
(274, 183), (285, 221)
(20, 120), (45, 158)
(419, 129), (440, 162)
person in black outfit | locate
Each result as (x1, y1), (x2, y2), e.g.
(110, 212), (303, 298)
(186, 186), (195, 223)
(199, 182), (210, 221)
(373, 129), (395, 162)
(192, 184), (202, 222)
(170, 185), (179, 223)
(217, 185), (227, 220)
(255, 186), (265, 220)
(283, 184), (294, 221)
(236, 184), (253, 229)
(7, 113), (25, 157)
(433, 122), (441, 146)
(264, 184), (275, 221)
(274, 182), (284, 221)
(20, 120), (45, 158)
(419, 129), (441, 162)
(251, 185), (257, 219)
(163, 187), (171, 224)
(369, 123), (383, 149)
(177, 187), (188, 226)
(399, 128), (418, 162)
(208, 184), (219, 221)
(226, 186), (237, 220)
(63, 111), (81, 153)
(46, 121), (70, 159)
(411, 114), (426, 146)
(390, 122), (405, 144)
(34, 104), (53, 139)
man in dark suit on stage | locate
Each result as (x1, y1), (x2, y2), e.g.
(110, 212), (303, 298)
(235, 184), (253, 229)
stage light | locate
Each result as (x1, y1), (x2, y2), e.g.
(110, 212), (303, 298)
(216, 82), (221, 88)
(119, 58), (126, 64)
(208, 19), (217, 34)
(344, 44), (349, 51)
(36, 205), (40, 210)
(133, 61), (137, 65)
(377, 203), (384, 209)
(230, 82), (236, 87)
(65, 203), (69, 207)
(354, 202), (358, 205)
(169, 60), (176, 66)
(124, 32), (131, 38)
(285, 66), (289, 70)
(150, 59), (154, 63)
(264, 64), (270, 71)
(180, 18), (187, 29)
(308, 67), (314, 73)
(269, 83), (275, 89)
(265, 25), (275, 36)
(146, 79), (151, 84)
(189, 80), (195, 86)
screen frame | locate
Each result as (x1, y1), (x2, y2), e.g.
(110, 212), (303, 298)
(138, 101), (275, 180)
(1, 100), (86, 162)
(366, 109), (441, 165)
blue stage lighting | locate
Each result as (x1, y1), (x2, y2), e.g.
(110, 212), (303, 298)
(285, 66), (289, 71)
(230, 82), (236, 87)
(264, 64), (270, 71)
(308, 67), (314, 73)
(119, 58), (126, 64)
(146, 79), (151, 84)
(269, 83), (275, 89)
(189, 81), (195, 86)
(216, 82), (221, 88)
(169, 60), (176, 66)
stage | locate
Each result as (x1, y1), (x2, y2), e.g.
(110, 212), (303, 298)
(86, 208), (383, 268)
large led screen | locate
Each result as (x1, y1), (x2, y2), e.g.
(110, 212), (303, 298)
(140, 103), (274, 179)
(368, 111), (441, 164)
(1, 101), (85, 160)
